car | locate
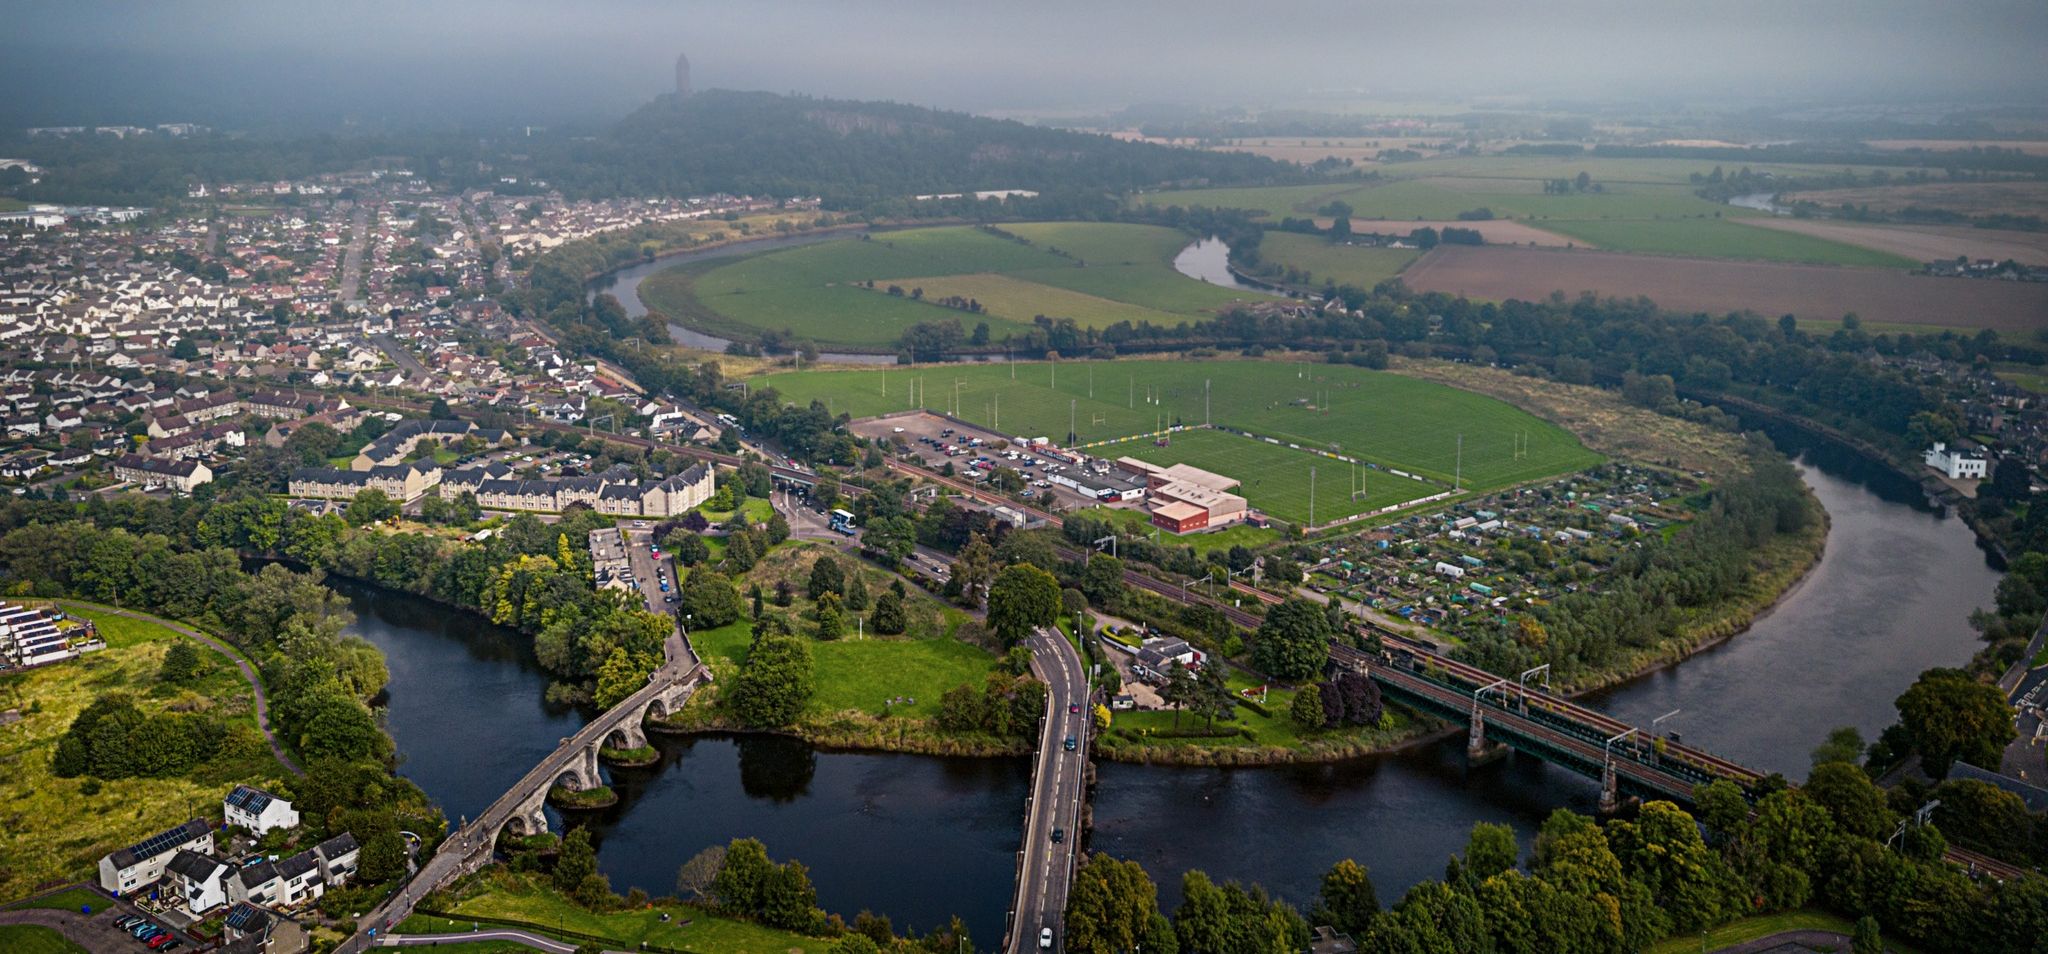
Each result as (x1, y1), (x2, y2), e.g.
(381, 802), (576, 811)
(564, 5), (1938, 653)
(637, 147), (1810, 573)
(659, 582), (669, 592)
(1068, 703), (1081, 714)
(115, 916), (141, 929)
(892, 427), (905, 433)
(663, 594), (678, 604)
(148, 934), (176, 950)
(1051, 827), (1064, 843)
(1063, 736), (1077, 751)
(132, 925), (160, 939)
(1040, 927), (1054, 949)
(160, 940), (181, 951)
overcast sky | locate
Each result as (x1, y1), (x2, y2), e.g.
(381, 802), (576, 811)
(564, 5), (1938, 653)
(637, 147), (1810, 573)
(5, 0), (2046, 129)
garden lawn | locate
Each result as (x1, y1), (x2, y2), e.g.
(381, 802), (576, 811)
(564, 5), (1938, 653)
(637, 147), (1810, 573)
(0, 925), (89, 954)
(764, 359), (1601, 493)
(0, 607), (290, 902)
(1258, 232), (1421, 289)
(416, 872), (829, 954)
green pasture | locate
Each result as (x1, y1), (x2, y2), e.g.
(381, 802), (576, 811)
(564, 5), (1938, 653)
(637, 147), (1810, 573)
(1258, 233), (1421, 288)
(1540, 217), (1919, 266)
(642, 223), (1252, 349)
(762, 359), (1601, 493)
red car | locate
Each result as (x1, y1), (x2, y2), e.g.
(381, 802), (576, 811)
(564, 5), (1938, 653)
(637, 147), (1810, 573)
(1067, 703), (1082, 714)
(148, 934), (176, 950)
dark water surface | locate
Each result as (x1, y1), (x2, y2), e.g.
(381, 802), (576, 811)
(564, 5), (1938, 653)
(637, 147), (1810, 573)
(352, 421), (1998, 926)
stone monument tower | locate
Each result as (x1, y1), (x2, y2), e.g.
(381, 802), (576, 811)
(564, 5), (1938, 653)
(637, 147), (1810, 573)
(675, 51), (692, 98)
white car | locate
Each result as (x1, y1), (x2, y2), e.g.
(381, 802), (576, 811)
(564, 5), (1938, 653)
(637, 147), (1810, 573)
(1040, 927), (1054, 949)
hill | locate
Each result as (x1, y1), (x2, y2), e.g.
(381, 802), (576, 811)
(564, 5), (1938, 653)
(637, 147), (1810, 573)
(542, 90), (1292, 206)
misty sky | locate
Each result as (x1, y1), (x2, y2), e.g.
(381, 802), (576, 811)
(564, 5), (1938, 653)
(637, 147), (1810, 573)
(5, 0), (2046, 130)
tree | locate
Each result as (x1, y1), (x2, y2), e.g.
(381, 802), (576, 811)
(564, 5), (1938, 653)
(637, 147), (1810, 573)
(1852, 916), (1882, 954)
(1194, 660), (1234, 730)
(1065, 854), (1173, 954)
(844, 573), (869, 611)
(1605, 801), (1736, 933)
(554, 826), (606, 901)
(987, 563), (1061, 647)
(807, 555), (845, 601)
(725, 634), (814, 727)
(1251, 599), (1330, 681)
(1460, 822), (1519, 883)
(712, 837), (774, 914)
(871, 587), (906, 635)
(682, 568), (745, 628)
(1893, 668), (2014, 776)
(676, 844), (726, 901)
(1082, 555), (1126, 606)
(1811, 725), (1865, 769)
(1161, 660), (1197, 729)
(1314, 858), (1378, 937)
(668, 532), (711, 567)
(1804, 761), (1896, 840)
(1691, 779), (1750, 842)
(158, 640), (202, 683)
(359, 830), (408, 884)
(343, 489), (399, 526)
(814, 592), (846, 640)
(1290, 684), (1324, 732)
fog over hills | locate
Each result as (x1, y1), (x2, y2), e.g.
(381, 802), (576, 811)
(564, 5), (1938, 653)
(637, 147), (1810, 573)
(4, 0), (2047, 130)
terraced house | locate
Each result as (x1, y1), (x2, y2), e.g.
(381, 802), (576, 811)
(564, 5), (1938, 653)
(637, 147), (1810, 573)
(288, 461), (441, 502)
(443, 460), (714, 517)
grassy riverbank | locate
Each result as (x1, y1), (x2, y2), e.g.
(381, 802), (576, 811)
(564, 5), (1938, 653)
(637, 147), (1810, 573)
(411, 869), (829, 954)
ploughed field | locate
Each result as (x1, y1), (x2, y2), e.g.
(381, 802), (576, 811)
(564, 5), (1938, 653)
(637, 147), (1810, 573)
(1400, 245), (2048, 332)
(637, 222), (1255, 350)
(759, 359), (1601, 525)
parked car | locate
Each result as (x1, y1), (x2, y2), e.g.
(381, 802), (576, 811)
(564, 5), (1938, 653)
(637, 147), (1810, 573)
(148, 934), (176, 949)
(114, 916), (140, 929)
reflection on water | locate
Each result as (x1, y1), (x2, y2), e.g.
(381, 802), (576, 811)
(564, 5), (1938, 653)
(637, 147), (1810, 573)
(1172, 237), (1283, 293)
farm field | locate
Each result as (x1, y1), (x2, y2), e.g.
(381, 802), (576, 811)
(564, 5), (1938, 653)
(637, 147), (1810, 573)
(1401, 244), (2048, 332)
(640, 223), (1254, 349)
(1734, 217), (2048, 266)
(1136, 163), (1947, 265)
(1783, 180), (2048, 219)
(1091, 427), (1433, 525)
(1537, 217), (1918, 267)
(1311, 217), (1585, 247)
(760, 359), (1601, 495)
(1258, 232), (1421, 289)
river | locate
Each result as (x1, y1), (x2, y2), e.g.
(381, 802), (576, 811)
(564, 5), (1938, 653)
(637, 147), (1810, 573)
(588, 231), (893, 364)
(346, 421), (1999, 933)
(1172, 237), (1285, 294)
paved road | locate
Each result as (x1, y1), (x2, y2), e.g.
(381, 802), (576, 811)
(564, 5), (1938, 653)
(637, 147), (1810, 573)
(340, 203), (370, 304)
(373, 334), (430, 379)
(1007, 625), (1090, 953)
(0, 901), (191, 952)
(58, 600), (303, 776)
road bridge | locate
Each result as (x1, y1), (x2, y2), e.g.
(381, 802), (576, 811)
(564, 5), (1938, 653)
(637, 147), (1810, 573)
(339, 632), (705, 952)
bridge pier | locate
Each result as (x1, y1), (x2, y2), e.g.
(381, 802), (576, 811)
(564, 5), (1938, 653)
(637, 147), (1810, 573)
(1599, 759), (1619, 814)
(1466, 710), (1507, 764)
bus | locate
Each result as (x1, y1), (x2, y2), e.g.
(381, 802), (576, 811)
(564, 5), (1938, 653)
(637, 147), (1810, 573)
(829, 509), (857, 535)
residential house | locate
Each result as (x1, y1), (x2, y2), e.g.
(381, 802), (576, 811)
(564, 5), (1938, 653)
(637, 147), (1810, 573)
(112, 454), (213, 493)
(166, 848), (232, 915)
(98, 818), (212, 894)
(223, 785), (299, 835)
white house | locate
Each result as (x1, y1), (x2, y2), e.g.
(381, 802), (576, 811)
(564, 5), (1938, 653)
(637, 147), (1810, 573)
(98, 819), (213, 895)
(166, 848), (232, 915)
(1925, 443), (1988, 480)
(223, 785), (299, 835)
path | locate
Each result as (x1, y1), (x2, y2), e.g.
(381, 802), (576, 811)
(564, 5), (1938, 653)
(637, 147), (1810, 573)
(341, 202), (370, 305)
(1712, 929), (1856, 953)
(57, 600), (303, 777)
(379, 928), (625, 953)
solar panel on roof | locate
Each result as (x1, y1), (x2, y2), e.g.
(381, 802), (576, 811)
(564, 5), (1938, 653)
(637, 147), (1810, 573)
(124, 821), (204, 862)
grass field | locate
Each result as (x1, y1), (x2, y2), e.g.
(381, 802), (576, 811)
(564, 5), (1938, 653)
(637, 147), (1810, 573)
(688, 544), (996, 720)
(763, 360), (1601, 496)
(1539, 217), (1918, 267)
(0, 925), (89, 954)
(1138, 165), (1927, 265)
(5, 888), (105, 912)
(1258, 232), (1421, 289)
(641, 223), (1253, 349)
(0, 609), (291, 902)
(414, 870), (827, 954)
(1090, 427), (1432, 525)
(1643, 907), (1924, 954)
